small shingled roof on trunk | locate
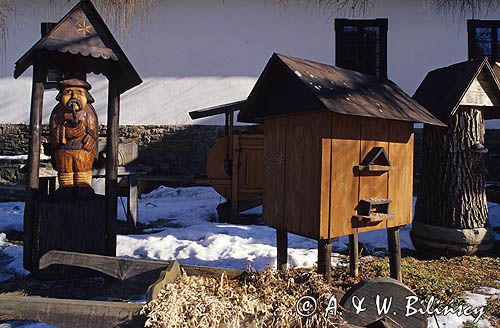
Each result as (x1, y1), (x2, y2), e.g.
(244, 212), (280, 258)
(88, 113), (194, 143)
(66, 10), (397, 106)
(413, 57), (500, 121)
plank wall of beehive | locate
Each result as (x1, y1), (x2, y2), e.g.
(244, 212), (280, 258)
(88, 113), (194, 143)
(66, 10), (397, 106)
(319, 114), (333, 240)
(263, 117), (287, 230)
(387, 120), (414, 228)
(282, 111), (332, 239)
(330, 113), (361, 238)
(358, 117), (390, 233)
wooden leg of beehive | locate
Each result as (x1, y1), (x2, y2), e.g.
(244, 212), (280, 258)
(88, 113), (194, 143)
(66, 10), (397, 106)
(276, 229), (288, 270)
(317, 239), (332, 283)
(387, 227), (402, 282)
(349, 234), (359, 278)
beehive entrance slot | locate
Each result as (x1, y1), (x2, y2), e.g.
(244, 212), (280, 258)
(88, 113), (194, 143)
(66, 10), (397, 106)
(354, 198), (394, 224)
(355, 147), (391, 173)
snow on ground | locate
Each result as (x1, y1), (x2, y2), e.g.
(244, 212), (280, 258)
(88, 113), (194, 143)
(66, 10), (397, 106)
(428, 287), (500, 328)
(0, 186), (499, 327)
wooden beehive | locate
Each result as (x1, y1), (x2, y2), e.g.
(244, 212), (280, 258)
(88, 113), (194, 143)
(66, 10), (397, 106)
(238, 53), (445, 241)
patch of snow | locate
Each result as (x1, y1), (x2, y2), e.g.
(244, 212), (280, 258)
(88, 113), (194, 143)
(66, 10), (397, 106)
(0, 322), (56, 328)
(0, 233), (29, 282)
(0, 154), (50, 161)
(464, 291), (488, 307)
(0, 202), (24, 232)
(428, 314), (492, 328)
(474, 287), (500, 299)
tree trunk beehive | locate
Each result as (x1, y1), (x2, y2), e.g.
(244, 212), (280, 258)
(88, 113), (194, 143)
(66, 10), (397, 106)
(413, 107), (493, 255)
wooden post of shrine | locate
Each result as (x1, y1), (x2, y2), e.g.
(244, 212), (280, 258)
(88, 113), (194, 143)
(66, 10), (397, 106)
(105, 71), (120, 256)
(23, 64), (46, 271)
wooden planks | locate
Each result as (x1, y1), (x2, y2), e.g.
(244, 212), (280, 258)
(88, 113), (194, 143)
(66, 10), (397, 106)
(330, 114), (361, 237)
(37, 194), (107, 276)
(358, 117), (390, 233)
(319, 135), (332, 239)
(0, 296), (144, 328)
(387, 120), (414, 228)
(264, 116), (287, 230)
(283, 111), (331, 239)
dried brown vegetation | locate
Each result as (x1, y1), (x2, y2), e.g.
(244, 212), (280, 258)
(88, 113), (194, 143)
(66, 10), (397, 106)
(143, 256), (499, 327)
(141, 268), (346, 328)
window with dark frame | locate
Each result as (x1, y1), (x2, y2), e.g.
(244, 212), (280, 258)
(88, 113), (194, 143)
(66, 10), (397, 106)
(335, 18), (388, 79)
(468, 20), (500, 62)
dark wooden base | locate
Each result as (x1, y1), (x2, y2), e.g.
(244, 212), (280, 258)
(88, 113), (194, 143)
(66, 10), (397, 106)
(31, 188), (108, 278)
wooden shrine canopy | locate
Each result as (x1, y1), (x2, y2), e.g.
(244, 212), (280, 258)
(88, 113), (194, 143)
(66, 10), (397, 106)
(14, 0), (141, 94)
(237, 53), (445, 126)
(14, 0), (142, 270)
(413, 57), (500, 121)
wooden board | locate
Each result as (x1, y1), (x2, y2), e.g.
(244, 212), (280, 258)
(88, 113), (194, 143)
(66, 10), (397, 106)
(387, 120), (414, 228)
(357, 117), (389, 233)
(283, 111), (331, 239)
(263, 116), (287, 230)
(40, 250), (245, 282)
(0, 296), (144, 328)
(319, 131), (332, 239)
(340, 277), (427, 327)
(146, 260), (182, 302)
(36, 193), (107, 276)
(206, 134), (264, 201)
(330, 114), (361, 237)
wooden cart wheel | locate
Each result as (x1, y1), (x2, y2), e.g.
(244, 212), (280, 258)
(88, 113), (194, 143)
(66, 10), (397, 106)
(340, 277), (427, 328)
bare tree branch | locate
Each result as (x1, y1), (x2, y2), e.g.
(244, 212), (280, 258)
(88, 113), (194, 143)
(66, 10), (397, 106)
(423, 0), (500, 20)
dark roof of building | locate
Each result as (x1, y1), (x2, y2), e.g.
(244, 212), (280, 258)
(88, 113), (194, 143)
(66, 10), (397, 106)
(237, 53), (444, 126)
(14, 0), (141, 94)
(413, 58), (500, 120)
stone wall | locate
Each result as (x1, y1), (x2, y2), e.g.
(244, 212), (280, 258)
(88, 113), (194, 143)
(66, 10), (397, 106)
(1, 124), (500, 185)
(0, 124), (227, 185)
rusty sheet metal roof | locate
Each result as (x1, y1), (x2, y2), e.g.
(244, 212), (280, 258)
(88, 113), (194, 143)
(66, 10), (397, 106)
(14, 0), (141, 94)
(413, 58), (500, 121)
(237, 53), (444, 126)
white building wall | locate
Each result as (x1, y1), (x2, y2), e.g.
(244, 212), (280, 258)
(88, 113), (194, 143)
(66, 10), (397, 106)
(0, 0), (498, 125)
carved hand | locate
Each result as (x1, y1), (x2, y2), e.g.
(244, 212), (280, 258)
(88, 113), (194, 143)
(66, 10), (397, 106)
(83, 134), (95, 152)
(65, 120), (86, 140)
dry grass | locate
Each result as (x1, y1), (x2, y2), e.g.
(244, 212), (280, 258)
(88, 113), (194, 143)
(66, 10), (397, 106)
(330, 255), (500, 327)
(142, 256), (499, 327)
(141, 268), (346, 328)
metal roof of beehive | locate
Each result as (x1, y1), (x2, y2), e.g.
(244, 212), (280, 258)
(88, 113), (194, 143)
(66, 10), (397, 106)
(14, 0), (142, 94)
(413, 57), (500, 121)
(237, 53), (444, 126)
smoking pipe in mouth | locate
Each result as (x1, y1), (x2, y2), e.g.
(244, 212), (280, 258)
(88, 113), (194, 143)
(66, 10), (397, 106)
(65, 98), (82, 127)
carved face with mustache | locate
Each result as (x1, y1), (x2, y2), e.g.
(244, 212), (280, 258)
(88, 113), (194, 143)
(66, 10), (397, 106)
(61, 87), (87, 112)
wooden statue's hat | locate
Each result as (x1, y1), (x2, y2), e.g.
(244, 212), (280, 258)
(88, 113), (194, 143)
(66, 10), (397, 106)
(58, 78), (92, 90)
(14, 0), (142, 94)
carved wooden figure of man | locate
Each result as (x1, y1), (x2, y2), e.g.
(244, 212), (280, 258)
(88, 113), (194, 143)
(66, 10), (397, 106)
(50, 79), (98, 187)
